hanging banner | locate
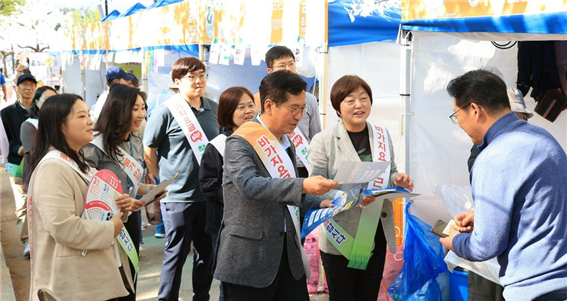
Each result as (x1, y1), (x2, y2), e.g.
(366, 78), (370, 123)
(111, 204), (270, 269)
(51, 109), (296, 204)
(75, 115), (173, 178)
(403, 0), (567, 21)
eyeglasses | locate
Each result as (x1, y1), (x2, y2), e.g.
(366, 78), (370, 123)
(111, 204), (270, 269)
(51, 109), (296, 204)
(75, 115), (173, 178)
(449, 103), (471, 124)
(182, 73), (208, 82)
(281, 104), (308, 117)
(273, 62), (296, 71)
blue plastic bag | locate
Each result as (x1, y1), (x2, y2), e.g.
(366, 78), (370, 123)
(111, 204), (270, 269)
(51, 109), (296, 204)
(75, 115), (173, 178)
(388, 202), (448, 300)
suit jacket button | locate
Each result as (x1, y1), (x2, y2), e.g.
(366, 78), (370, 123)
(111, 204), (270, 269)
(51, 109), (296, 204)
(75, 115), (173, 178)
(381, 212), (387, 218)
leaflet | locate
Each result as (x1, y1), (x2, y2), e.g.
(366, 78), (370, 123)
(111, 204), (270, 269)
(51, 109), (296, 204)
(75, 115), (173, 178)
(333, 161), (390, 184)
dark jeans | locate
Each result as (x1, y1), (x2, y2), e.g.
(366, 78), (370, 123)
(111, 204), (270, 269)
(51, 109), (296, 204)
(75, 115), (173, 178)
(320, 221), (387, 301)
(222, 236), (309, 301)
(158, 202), (214, 301)
(534, 290), (567, 301)
(118, 211), (141, 301)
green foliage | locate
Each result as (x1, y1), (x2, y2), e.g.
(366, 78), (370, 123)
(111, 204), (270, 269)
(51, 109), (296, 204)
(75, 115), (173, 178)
(61, 7), (100, 26)
(0, 0), (26, 17)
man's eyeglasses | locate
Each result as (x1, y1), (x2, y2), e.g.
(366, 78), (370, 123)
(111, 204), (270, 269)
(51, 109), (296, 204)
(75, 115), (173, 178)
(182, 74), (208, 82)
(273, 62), (296, 71)
(449, 103), (471, 124)
(281, 104), (308, 117)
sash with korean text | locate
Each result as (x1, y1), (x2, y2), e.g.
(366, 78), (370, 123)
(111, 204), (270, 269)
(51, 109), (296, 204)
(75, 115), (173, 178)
(90, 134), (144, 196)
(165, 95), (209, 165)
(234, 121), (311, 279)
(325, 124), (391, 270)
(288, 128), (310, 170)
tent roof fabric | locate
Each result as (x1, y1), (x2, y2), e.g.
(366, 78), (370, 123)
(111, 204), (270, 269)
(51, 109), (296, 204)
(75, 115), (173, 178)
(402, 11), (567, 36)
(101, 9), (121, 22)
(147, 0), (184, 10)
(328, 1), (401, 47)
(118, 2), (146, 17)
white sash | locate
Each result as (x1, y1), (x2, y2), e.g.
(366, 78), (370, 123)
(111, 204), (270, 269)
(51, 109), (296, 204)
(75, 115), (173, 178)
(235, 122), (311, 279)
(366, 124), (392, 214)
(90, 135), (144, 196)
(287, 128), (310, 170)
(26, 118), (39, 129)
(209, 134), (227, 157)
(368, 124), (391, 189)
(165, 95), (210, 165)
(40, 149), (96, 183)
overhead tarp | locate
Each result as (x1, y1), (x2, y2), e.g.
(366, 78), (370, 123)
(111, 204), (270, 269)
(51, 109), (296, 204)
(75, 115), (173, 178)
(401, 0), (567, 40)
(119, 3), (146, 17)
(101, 10), (121, 22)
(146, 0), (184, 10)
(328, 0), (401, 46)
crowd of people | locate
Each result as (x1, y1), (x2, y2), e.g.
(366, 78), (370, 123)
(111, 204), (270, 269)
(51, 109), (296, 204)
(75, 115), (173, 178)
(1, 45), (566, 301)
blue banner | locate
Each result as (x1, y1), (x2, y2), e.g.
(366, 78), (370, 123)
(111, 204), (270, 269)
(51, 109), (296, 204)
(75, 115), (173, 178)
(328, 0), (401, 47)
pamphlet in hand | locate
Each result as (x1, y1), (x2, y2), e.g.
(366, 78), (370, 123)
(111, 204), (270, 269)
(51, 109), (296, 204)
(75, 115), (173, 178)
(300, 186), (420, 239)
(301, 185), (364, 239)
(84, 169), (122, 221)
(364, 186), (420, 199)
(333, 161), (390, 184)
(140, 172), (179, 206)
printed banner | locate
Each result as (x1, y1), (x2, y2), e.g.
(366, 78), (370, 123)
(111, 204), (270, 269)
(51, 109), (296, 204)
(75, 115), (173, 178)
(403, 0), (567, 21)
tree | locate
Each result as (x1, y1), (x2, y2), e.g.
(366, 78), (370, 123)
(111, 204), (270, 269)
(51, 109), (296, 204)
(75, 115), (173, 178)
(0, 0), (26, 19)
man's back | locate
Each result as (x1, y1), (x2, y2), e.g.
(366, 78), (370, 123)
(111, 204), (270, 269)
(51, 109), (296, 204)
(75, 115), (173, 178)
(463, 114), (567, 300)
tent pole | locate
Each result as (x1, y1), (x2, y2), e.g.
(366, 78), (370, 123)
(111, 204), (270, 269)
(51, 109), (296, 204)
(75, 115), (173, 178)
(400, 30), (413, 238)
(141, 47), (148, 93)
(320, 0), (329, 130)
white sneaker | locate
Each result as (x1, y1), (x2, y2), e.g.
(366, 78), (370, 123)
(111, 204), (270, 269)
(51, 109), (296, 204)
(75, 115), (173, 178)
(23, 243), (30, 259)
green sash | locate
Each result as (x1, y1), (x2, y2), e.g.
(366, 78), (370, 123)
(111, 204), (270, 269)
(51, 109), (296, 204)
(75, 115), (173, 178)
(325, 123), (391, 270)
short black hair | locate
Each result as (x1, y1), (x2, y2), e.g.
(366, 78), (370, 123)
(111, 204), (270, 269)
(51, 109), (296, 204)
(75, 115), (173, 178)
(259, 71), (306, 113)
(265, 46), (295, 69)
(447, 69), (510, 115)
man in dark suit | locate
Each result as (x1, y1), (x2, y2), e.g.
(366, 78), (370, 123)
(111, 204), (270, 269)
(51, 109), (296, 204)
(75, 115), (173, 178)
(214, 71), (338, 301)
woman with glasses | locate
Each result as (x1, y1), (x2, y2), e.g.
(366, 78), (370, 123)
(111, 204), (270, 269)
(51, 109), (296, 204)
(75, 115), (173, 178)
(198, 86), (257, 301)
(308, 75), (414, 300)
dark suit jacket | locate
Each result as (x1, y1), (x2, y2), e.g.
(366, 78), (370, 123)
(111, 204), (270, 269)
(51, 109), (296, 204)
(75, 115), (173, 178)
(213, 119), (322, 288)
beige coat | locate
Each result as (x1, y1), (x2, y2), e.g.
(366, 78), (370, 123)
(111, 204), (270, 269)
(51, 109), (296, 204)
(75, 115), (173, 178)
(28, 158), (132, 301)
(308, 120), (398, 255)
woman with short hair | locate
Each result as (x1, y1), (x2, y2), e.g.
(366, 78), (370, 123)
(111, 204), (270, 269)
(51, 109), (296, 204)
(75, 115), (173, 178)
(308, 75), (414, 300)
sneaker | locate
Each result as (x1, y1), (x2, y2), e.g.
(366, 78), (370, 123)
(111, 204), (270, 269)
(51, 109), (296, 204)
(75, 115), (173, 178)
(155, 222), (165, 238)
(141, 221), (147, 230)
(23, 243), (30, 259)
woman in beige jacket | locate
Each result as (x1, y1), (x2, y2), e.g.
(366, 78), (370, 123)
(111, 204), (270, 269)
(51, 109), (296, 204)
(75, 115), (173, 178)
(27, 94), (133, 301)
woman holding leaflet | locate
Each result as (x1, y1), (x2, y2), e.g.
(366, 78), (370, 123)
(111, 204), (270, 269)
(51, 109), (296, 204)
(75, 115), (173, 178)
(27, 94), (133, 300)
(83, 84), (162, 301)
(308, 75), (414, 300)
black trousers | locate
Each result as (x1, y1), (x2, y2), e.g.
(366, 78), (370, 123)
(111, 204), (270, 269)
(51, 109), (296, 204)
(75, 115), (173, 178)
(158, 202), (214, 301)
(222, 236), (309, 301)
(320, 221), (387, 301)
(118, 211), (141, 301)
